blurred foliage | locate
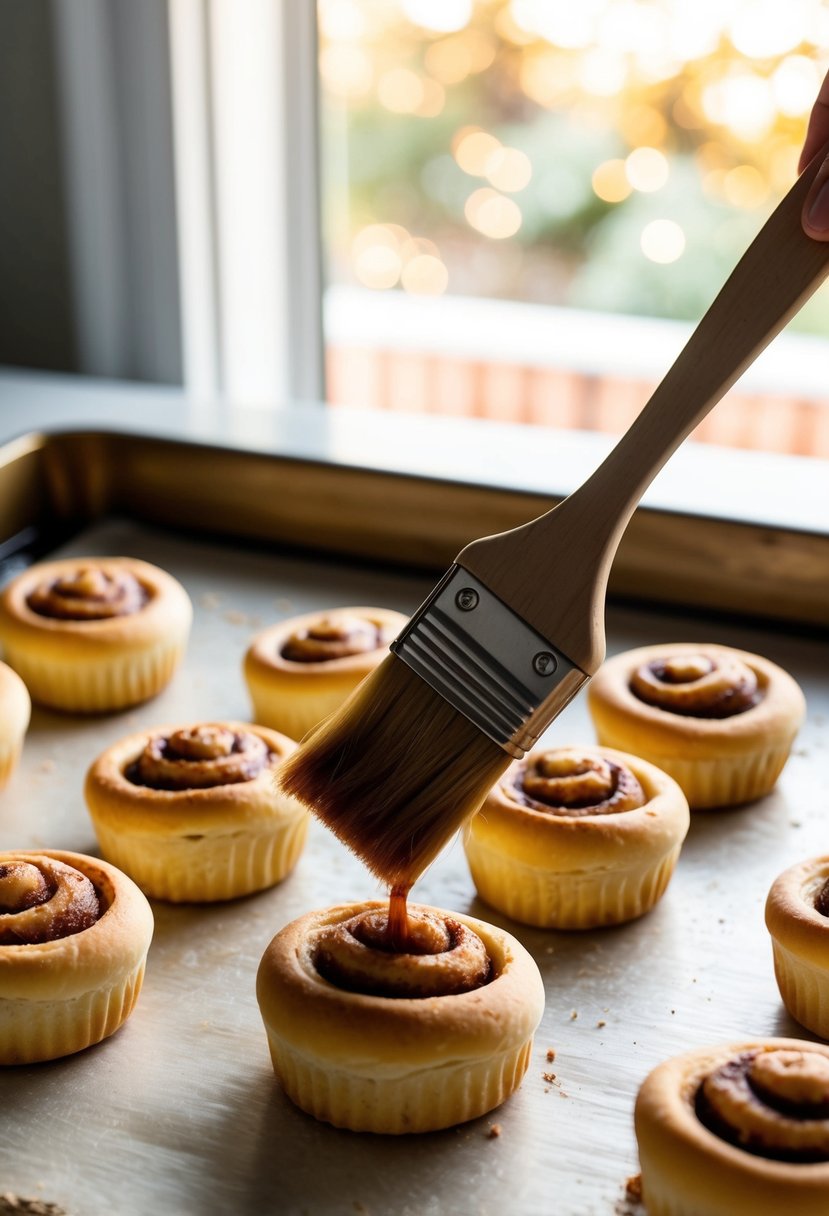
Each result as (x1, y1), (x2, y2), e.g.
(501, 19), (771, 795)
(320, 0), (829, 332)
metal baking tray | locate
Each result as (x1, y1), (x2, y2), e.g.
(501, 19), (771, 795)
(2, 478), (828, 1214)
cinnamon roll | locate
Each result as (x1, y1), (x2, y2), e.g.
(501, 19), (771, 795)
(766, 856), (829, 1039)
(243, 607), (407, 739)
(84, 722), (307, 902)
(635, 1040), (829, 1215)
(587, 644), (805, 808)
(0, 557), (192, 712)
(464, 745), (689, 929)
(0, 661), (30, 787)
(0, 850), (153, 1064)
(256, 901), (544, 1133)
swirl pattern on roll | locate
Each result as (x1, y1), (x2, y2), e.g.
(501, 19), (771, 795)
(313, 906), (491, 998)
(630, 652), (761, 719)
(505, 748), (646, 817)
(280, 615), (382, 663)
(27, 567), (147, 621)
(696, 1048), (829, 1162)
(0, 856), (101, 945)
(126, 725), (272, 790)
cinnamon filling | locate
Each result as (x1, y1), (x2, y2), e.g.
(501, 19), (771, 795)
(815, 878), (829, 918)
(280, 615), (382, 663)
(125, 725), (272, 790)
(695, 1049), (829, 1162)
(27, 567), (148, 620)
(0, 858), (101, 945)
(505, 748), (646, 817)
(313, 905), (491, 998)
(631, 653), (761, 719)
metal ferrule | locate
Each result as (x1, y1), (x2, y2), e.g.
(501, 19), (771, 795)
(390, 565), (590, 758)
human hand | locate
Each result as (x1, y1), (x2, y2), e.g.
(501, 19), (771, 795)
(800, 67), (829, 239)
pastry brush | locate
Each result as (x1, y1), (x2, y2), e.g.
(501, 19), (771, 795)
(280, 148), (829, 892)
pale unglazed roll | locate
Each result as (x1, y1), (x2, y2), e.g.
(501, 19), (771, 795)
(587, 644), (805, 808)
(636, 1040), (829, 1216)
(766, 856), (829, 1038)
(243, 606), (407, 740)
(464, 745), (689, 929)
(84, 721), (308, 902)
(0, 850), (154, 1064)
(0, 557), (192, 712)
(256, 901), (545, 1134)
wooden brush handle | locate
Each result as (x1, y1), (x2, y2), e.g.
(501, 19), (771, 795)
(460, 149), (829, 673)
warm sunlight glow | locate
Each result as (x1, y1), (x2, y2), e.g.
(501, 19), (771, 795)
(641, 219), (686, 264)
(592, 159), (631, 203)
(402, 0), (473, 35)
(625, 146), (669, 192)
(401, 254), (449, 294)
(454, 129), (503, 176)
(378, 68), (424, 113)
(465, 188), (522, 238)
(485, 147), (532, 192)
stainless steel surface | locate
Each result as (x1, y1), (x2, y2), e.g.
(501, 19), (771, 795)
(391, 565), (586, 757)
(2, 518), (828, 1216)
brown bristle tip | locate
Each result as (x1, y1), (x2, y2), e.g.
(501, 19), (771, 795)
(278, 654), (510, 887)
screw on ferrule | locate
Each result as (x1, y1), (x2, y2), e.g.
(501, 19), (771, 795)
(532, 651), (558, 677)
(455, 588), (479, 611)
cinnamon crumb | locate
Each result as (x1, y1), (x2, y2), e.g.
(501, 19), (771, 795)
(199, 592), (222, 610)
(223, 609), (248, 626)
(542, 1071), (556, 1083)
(570, 1010), (578, 1020)
(546, 1048), (556, 1062)
(487, 1123), (502, 1139)
(597, 1020), (606, 1029)
(625, 1174), (643, 1202)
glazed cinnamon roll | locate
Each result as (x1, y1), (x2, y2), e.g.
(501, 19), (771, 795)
(256, 901), (544, 1133)
(84, 721), (308, 902)
(766, 855), (829, 1039)
(635, 1040), (829, 1215)
(0, 851), (153, 1064)
(587, 643), (805, 808)
(0, 557), (192, 712)
(463, 745), (689, 929)
(243, 606), (407, 739)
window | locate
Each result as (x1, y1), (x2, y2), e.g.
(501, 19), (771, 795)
(319, 0), (829, 458)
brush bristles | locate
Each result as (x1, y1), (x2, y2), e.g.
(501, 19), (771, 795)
(278, 654), (511, 888)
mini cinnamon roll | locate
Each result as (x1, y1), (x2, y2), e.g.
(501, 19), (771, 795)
(635, 1040), (829, 1215)
(243, 606), (407, 739)
(463, 745), (689, 929)
(0, 661), (30, 787)
(84, 721), (307, 902)
(0, 557), (192, 712)
(766, 856), (829, 1039)
(256, 901), (544, 1134)
(0, 850), (153, 1064)
(587, 643), (805, 808)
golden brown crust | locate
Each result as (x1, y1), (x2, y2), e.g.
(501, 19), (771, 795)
(0, 850), (153, 1002)
(245, 606), (405, 683)
(84, 722), (299, 834)
(635, 1040), (829, 1215)
(257, 901), (544, 1070)
(0, 557), (192, 657)
(766, 857), (829, 971)
(588, 643), (805, 761)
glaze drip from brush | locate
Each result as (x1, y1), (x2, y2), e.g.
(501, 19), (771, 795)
(313, 903), (491, 998)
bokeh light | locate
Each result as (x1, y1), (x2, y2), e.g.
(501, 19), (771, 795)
(465, 188), (522, 237)
(625, 146), (669, 192)
(640, 219), (686, 264)
(454, 129), (503, 176)
(402, 0), (473, 34)
(485, 147), (532, 192)
(592, 159), (631, 203)
(401, 254), (450, 294)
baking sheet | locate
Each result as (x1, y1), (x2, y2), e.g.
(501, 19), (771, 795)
(2, 518), (828, 1216)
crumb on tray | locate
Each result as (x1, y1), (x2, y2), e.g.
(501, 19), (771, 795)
(486, 1123), (502, 1139)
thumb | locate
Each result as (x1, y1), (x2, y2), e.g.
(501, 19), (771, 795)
(802, 151), (829, 240)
